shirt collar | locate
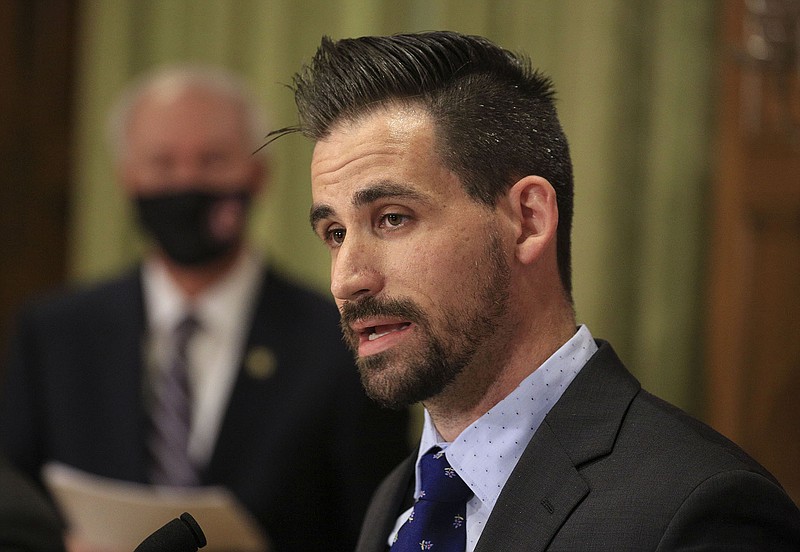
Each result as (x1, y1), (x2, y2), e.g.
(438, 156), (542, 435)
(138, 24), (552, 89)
(142, 248), (264, 334)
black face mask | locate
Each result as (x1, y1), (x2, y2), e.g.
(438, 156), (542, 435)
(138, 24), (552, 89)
(135, 188), (251, 267)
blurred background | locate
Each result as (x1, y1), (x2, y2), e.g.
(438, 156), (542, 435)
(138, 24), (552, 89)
(1, 0), (798, 501)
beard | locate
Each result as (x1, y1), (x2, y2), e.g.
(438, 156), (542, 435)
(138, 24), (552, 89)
(339, 231), (511, 409)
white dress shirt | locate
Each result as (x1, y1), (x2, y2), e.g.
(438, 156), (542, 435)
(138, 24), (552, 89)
(390, 325), (598, 551)
(142, 249), (264, 468)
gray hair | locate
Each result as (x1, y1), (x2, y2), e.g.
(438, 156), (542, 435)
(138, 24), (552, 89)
(107, 65), (268, 160)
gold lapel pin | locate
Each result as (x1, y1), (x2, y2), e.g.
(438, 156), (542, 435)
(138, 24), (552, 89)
(245, 346), (277, 380)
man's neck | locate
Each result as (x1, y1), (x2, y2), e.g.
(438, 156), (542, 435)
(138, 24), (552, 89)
(157, 245), (244, 300)
(425, 302), (576, 442)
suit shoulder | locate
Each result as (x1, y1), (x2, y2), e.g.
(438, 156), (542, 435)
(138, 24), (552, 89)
(561, 381), (800, 548)
(628, 390), (776, 480)
(261, 269), (340, 321)
(17, 270), (141, 329)
(634, 398), (800, 549)
(574, 344), (777, 481)
(590, 386), (799, 539)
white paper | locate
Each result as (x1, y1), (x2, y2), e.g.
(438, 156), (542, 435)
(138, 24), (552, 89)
(42, 462), (269, 551)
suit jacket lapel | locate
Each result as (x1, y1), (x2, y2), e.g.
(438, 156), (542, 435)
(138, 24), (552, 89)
(474, 422), (588, 552)
(355, 452), (417, 552)
(206, 268), (274, 481)
(93, 269), (150, 481)
(475, 341), (640, 552)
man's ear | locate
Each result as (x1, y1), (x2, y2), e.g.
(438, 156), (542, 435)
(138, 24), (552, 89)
(507, 175), (559, 265)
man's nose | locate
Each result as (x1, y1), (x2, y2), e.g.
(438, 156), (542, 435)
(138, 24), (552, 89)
(170, 159), (208, 185)
(330, 237), (384, 302)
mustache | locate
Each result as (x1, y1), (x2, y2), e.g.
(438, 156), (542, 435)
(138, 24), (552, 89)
(340, 296), (426, 334)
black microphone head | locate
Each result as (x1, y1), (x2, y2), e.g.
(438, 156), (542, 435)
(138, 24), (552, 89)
(134, 512), (207, 552)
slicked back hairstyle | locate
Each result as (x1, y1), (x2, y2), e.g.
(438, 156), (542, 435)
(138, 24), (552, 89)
(292, 31), (575, 299)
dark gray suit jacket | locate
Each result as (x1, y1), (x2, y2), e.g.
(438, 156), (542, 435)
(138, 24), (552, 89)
(356, 341), (800, 551)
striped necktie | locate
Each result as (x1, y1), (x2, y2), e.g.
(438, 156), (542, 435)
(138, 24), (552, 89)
(148, 314), (200, 486)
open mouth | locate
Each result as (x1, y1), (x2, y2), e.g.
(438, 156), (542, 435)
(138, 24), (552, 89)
(354, 320), (415, 356)
(367, 322), (412, 341)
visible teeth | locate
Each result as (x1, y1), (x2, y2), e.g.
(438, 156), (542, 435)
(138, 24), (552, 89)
(368, 330), (392, 341)
(366, 323), (411, 341)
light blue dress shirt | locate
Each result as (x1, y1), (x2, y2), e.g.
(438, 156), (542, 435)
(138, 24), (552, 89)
(389, 325), (598, 551)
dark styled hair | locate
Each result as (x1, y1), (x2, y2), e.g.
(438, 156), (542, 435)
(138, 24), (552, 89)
(290, 31), (575, 298)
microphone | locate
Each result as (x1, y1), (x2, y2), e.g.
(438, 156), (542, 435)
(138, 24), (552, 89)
(134, 512), (207, 552)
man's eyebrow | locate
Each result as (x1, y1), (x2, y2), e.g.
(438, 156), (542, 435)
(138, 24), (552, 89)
(352, 181), (432, 207)
(309, 204), (334, 233)
(309, 181), (433, 232)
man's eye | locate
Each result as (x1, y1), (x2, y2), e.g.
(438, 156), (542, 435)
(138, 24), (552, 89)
(326, 227), (346, 245)
(200, 151), (229, 168)
(380, 213), (407, 228)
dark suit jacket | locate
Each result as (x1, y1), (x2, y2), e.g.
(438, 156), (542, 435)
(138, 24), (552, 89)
(355, 341), (800, 551)
(0, 266), (409, 552)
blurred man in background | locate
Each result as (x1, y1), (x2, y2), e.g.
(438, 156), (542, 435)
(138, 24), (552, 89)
(0, 65), (409, 552)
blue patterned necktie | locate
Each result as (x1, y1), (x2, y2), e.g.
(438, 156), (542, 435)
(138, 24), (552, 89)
(148, 314), (200, 486)
(390, 447), (473, 552)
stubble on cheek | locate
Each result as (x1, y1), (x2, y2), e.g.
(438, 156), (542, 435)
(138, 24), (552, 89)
(337, 228), (511, 410)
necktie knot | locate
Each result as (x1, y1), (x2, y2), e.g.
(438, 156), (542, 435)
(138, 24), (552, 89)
(174, 314), (200, 345)
(418, 448), (472, 504)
